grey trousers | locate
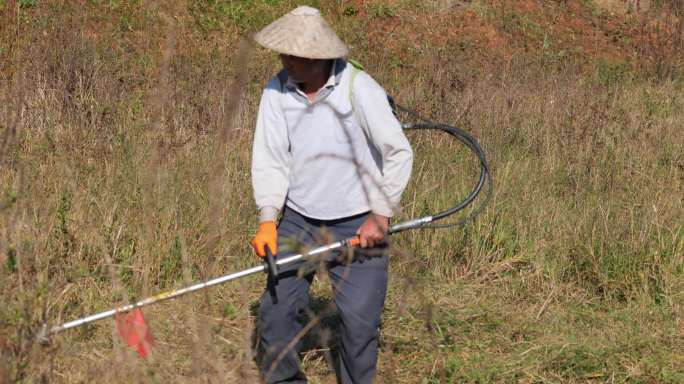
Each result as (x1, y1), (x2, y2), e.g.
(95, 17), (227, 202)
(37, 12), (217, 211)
(257, 207), (388, 384)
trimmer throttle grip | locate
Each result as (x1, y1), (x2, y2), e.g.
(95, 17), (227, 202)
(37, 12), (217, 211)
(264, 245), (278, 304)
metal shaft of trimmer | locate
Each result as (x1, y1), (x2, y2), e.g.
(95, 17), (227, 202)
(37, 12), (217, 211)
(39, 216), (431, 343)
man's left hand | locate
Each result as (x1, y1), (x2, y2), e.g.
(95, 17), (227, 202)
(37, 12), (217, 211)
(356, 213), (389, 248)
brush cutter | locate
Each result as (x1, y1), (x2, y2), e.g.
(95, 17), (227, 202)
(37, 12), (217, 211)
(36, 100), (492, 346)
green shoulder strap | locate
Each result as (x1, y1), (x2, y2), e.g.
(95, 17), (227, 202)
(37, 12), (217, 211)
(348, 59), (364, 103)
(346, 59), (368, 132)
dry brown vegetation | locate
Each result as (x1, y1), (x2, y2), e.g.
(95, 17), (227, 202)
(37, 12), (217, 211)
(1, 0), (683, 383)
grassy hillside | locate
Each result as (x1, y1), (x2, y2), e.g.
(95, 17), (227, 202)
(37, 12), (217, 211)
(1, 0), (683, 382)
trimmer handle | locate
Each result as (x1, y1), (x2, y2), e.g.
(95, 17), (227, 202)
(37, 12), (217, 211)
(264, 245), (278, 304)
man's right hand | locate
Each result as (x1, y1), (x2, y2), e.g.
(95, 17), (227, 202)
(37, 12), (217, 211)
(251, 221), (277, 258)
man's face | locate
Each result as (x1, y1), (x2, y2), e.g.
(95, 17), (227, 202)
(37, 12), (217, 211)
(279, 54), (326, 84)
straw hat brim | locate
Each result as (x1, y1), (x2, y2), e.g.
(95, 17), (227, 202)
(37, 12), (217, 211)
(254, 6), (348, 59)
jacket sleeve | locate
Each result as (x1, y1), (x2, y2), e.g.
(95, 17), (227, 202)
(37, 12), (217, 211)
(252, 79), (290, 222)
(353, 72), (413, 217)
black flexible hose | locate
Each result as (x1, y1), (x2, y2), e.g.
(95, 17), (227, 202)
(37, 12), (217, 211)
(387, 98), (493, 233)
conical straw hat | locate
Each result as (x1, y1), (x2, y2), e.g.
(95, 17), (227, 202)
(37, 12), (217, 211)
(254, 6), (348, 59)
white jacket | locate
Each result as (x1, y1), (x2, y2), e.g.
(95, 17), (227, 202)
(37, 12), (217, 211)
(252, 59), (413, 221)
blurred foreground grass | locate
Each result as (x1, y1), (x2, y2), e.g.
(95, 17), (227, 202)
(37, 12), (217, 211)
(1, 1), (683, 382)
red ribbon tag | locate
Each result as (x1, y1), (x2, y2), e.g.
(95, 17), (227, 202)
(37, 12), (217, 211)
(115, 308), (154, 358)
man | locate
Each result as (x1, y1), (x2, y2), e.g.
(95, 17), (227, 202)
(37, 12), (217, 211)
(250, 6), (413, 383)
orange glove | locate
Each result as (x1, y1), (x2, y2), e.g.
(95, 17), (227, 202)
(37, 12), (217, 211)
(251, 221), (277, 258)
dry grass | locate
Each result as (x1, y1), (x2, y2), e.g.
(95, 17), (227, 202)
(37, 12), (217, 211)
(1, 0), (683, 383)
